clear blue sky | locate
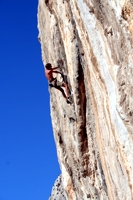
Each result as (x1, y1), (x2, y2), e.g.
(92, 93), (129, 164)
(0, 1), (60, 199)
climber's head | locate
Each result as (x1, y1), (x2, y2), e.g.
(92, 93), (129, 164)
(45, 63), (52, 69)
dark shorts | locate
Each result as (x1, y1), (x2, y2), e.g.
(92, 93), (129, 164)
(49, 78), (64, 87)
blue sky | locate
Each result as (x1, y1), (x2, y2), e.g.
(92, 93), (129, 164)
(0, 0), (60, 199)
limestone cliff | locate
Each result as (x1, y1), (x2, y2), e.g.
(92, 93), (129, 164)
(37, 0), (133, 199)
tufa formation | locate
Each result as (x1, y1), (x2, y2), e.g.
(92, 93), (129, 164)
(37, 0), (133, 199)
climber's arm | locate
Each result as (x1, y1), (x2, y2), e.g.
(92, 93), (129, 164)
(51, 66), (59, 70)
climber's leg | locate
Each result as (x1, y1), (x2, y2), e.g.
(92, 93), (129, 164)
(54, 85), (67, 99)
(50, 78), (71, 104)
(62, 83), (69, 97)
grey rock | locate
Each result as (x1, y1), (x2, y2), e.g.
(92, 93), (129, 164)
(38, 0), (133, 199)
(49, 175), (68, 200)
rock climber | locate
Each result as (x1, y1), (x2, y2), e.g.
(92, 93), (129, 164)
(44, 63), (71, 104)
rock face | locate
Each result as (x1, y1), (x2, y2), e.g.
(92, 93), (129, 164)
(49, 175), (68, 200)
(37, 0), (133, 199)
